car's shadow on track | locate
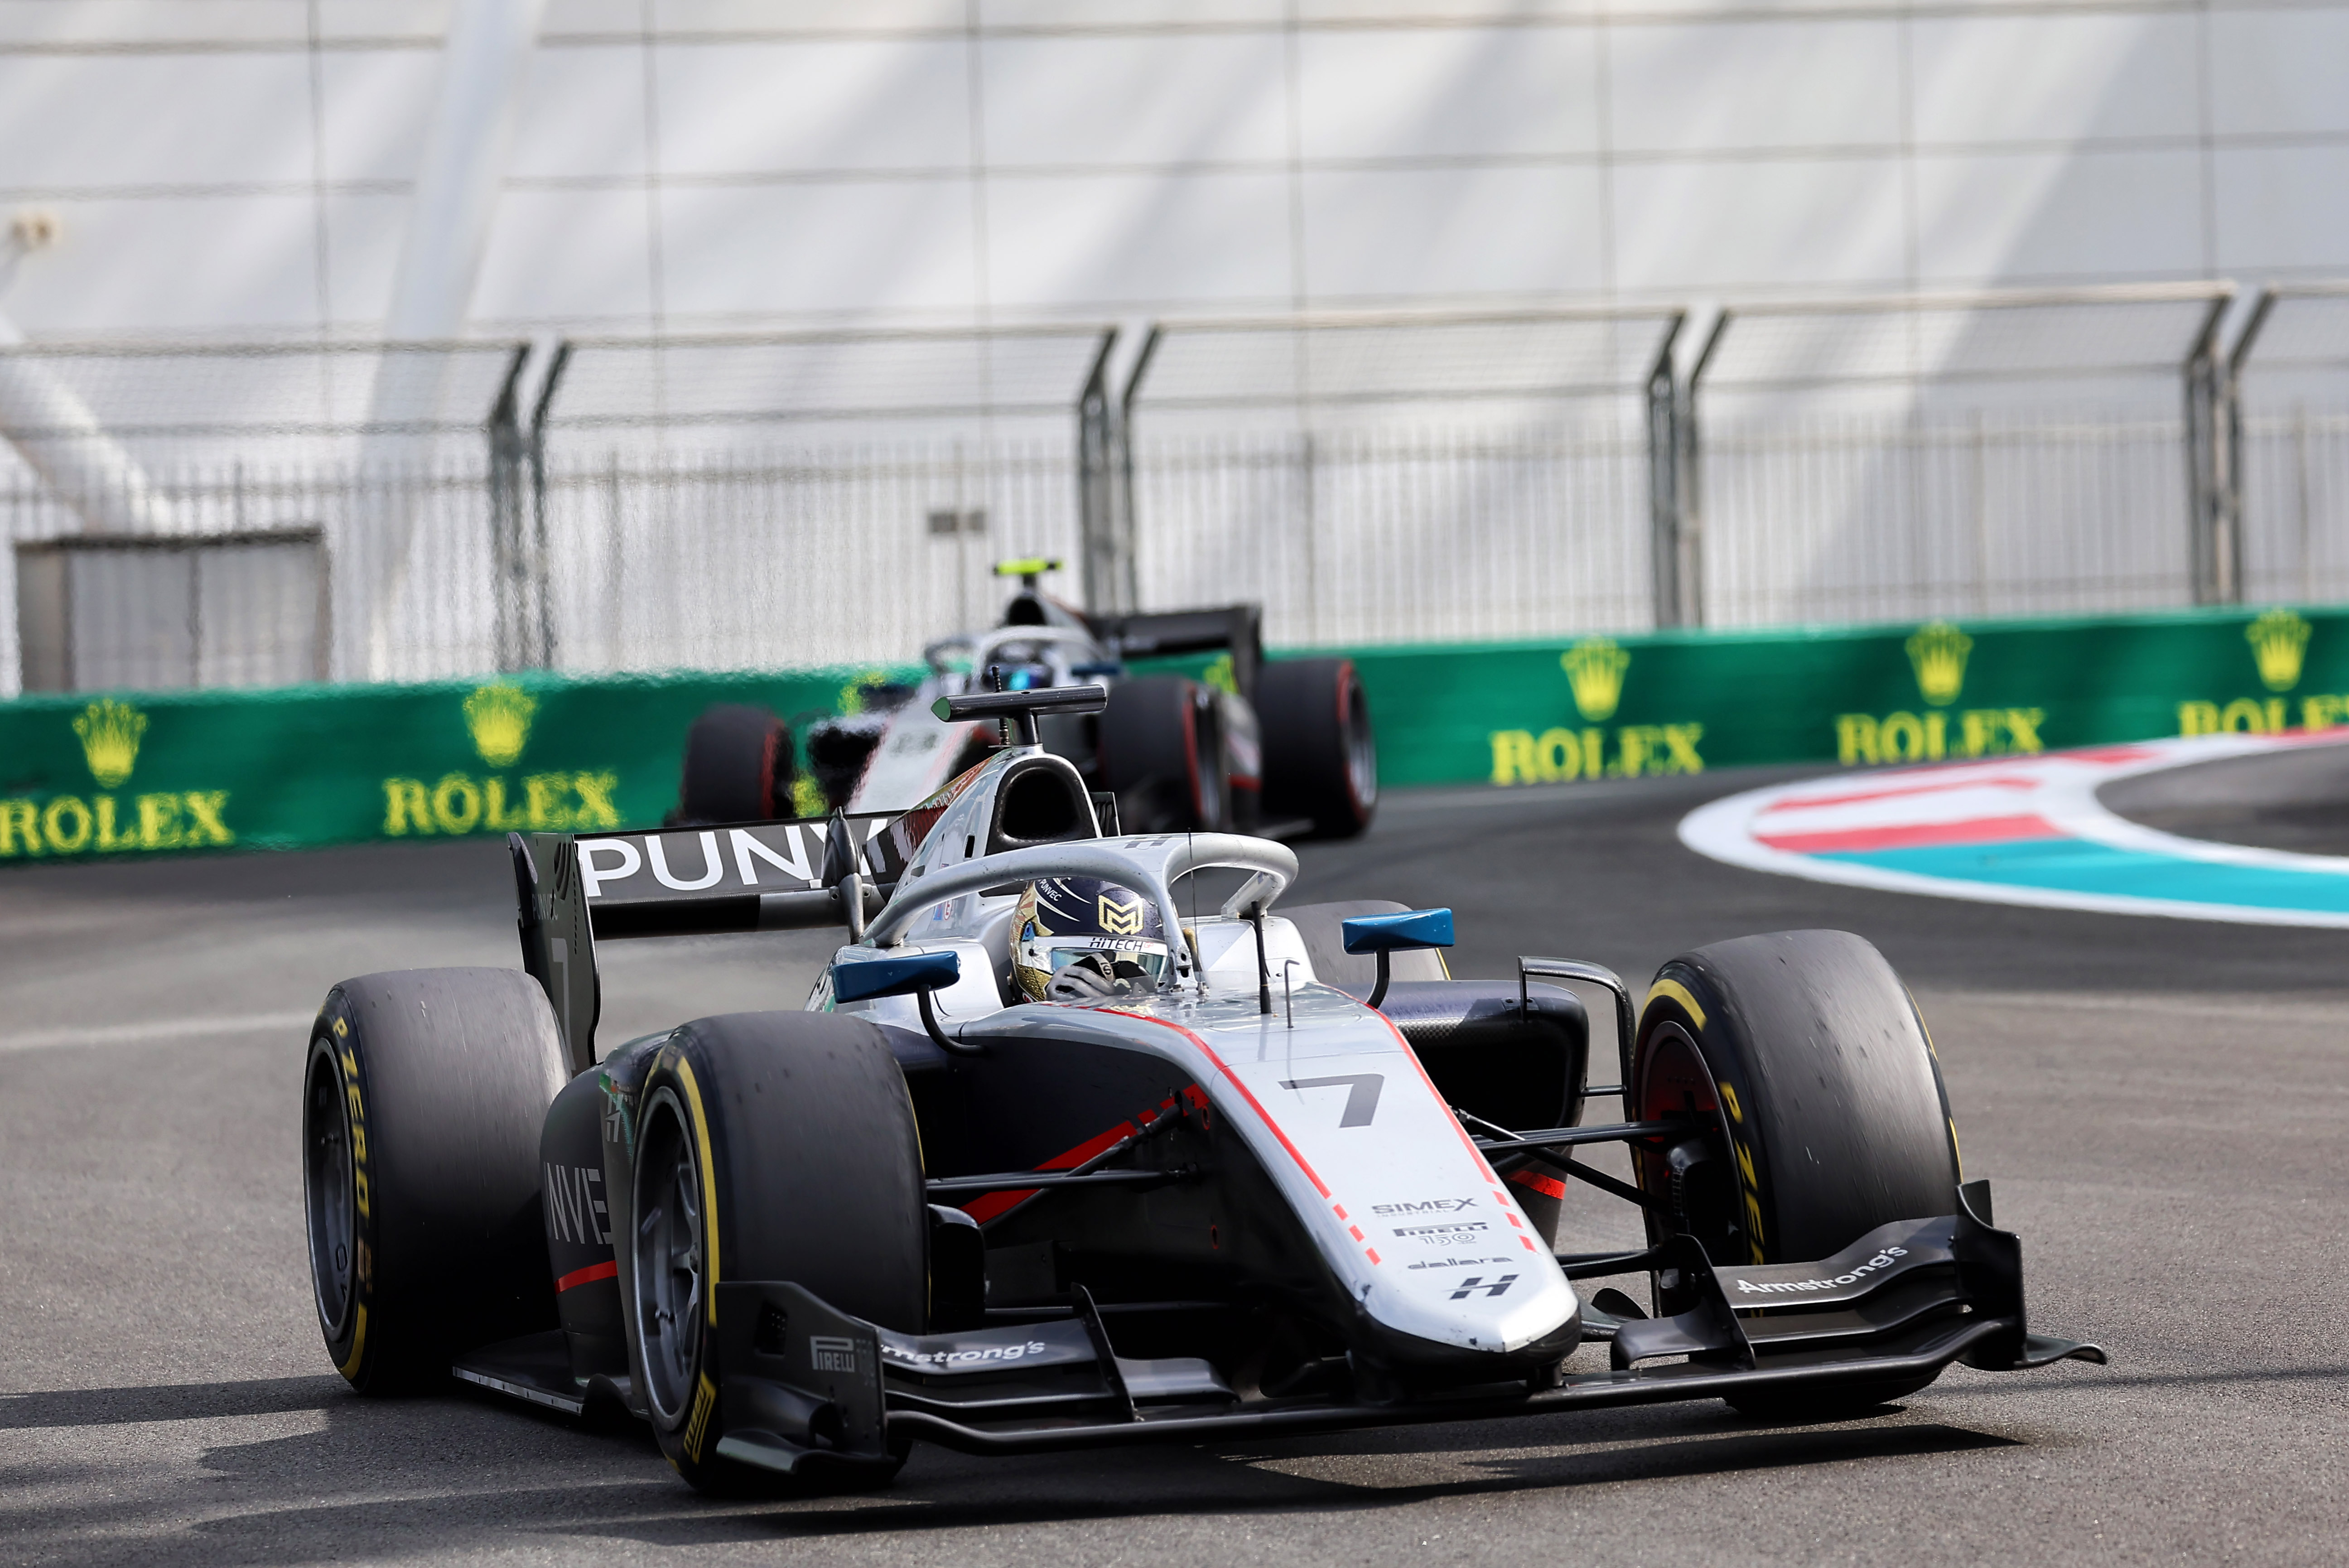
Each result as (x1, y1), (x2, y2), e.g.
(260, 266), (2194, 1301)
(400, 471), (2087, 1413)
(0, 1376), (349, 1430)
(635, 1422), (2022, 1547)
(1, 1375), (2031, 1566)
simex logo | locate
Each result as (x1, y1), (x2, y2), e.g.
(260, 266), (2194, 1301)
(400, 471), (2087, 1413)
(544, 1163), (610, 1246)
(1372, 1198), (1476, 1216)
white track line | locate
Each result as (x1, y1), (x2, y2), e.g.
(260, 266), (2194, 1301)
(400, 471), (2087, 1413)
(0, 1012), (315, 1055)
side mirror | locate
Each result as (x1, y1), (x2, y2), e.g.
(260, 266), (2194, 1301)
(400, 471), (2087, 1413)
(831, 949), (960, 1004)
(829, 950), (979, 1057)
(1340, 907), (1454, 1009)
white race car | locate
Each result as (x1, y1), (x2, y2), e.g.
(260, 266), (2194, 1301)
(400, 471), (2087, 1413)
(675, 561), (1378, 839)
(302, 683), (2103, 1496)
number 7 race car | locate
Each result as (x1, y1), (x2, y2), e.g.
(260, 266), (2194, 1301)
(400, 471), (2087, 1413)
(301, 684), (2102, 1495)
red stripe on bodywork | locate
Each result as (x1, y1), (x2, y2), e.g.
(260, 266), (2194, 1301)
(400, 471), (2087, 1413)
(1758, 813), (2066, 853)
(958, 1117), (1140, 1225)
(1508, 1170), (1568, 1201)
(1368, 1007), (1505, 1177)
(557, 1259), (617, 1293)
(1365, 1008), (1533, 1240)
(1105, 1008), (1333, 1199)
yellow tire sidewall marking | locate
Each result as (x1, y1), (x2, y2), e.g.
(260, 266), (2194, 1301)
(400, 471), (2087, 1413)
(672, 1058), (721, 1327)
(335, 1303), (369, 1380)
(1644, 976), (1707, 1030)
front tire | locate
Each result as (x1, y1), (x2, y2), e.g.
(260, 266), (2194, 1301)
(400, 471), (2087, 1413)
(1630, 930), (1961, 1418)
(304, 969), (569, 1392)
(627, 1012), (926, 1493)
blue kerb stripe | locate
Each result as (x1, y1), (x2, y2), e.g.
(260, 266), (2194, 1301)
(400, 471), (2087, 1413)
(1823, 839), (2349, 914)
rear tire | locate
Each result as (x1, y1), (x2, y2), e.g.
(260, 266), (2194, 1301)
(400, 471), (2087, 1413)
(678, 704), (791, 824)
(304, 969), (569, 1393)
(1629, 930), (1960, 1419)
(627, 1012), (926, 1494)
(1258, 657), (1377, 838)
(1100, 676), (1225, 832)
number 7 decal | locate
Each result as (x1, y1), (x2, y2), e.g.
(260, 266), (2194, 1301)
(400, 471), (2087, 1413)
(1278, 1073), (1384, 1128)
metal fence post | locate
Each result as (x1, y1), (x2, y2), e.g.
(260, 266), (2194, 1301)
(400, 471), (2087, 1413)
(1074, 328), (1122, 615)
(2183, 289), (2241, 605)
(1644, 313), (1687, 628)
(486, 343), (529, 671)
(2225, 288), (2280, 605)
(1668, 310), (1731, 629)
(1118, 325), (1162, 616)
(526, 339), (571, 670)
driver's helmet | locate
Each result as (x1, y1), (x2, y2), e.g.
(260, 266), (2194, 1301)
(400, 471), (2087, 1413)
(1012, 876), (1172, 1002)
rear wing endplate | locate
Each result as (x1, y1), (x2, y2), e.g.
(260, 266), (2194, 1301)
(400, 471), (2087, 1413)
(511, 812), (910, 1071)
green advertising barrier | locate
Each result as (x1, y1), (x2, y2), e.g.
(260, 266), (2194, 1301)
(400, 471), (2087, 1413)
(4, 603), (2343, 863)
(0, 666), (914, 863)
(1340, 604), (2349, 790)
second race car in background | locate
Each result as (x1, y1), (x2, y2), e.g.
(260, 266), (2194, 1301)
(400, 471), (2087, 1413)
(675, 560), (1380, 839)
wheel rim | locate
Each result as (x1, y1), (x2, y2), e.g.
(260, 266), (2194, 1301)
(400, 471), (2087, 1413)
(1634, 1021), (1746, 1264)
(302, 1039), (357, 1341)
(1341, 671), (1378, 813)
(633, 1093), (705, 1426)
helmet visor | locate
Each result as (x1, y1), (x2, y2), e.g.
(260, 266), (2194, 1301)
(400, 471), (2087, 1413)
(1044, 946), (1169, 984)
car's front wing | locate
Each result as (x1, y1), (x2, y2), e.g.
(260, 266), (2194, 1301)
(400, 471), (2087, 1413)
(450, 1180), (2098, 1477)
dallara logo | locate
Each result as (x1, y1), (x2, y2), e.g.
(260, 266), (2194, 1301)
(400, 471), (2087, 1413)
(1905, 622), (1973, 707)
(2247, 609), (2311, 693)
(463, 683), (536, 768)
(1097, 893), (1145, 935)
(381, 684), (619, 838)
(0, 699), (234, 858)
(1562, 638), (1630, 723)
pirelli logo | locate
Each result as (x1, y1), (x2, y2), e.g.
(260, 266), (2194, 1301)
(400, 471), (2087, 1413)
(810, 1335), (859, 1374)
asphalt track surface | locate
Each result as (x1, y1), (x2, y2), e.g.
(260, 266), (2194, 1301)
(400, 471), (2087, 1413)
(2100, 738), (2349, 856)
(5, 762), (2348, 1566)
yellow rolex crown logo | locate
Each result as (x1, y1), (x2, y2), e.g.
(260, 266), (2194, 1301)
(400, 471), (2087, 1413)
(1905, 622), (1973, 707)
(463, 683), (536, 769)
(1562, 638), (1630, 723)
(2246, 609), (2311, 693)
(1097, 894), (1144, 936)
(72, 698), (146, 788)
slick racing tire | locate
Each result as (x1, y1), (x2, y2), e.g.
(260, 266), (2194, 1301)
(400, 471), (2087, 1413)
(1630, 930), (1960, 1420)
(628, 1012), (926, 1495)
(304, 969), (569, 1393)
(677, 704), (792, 825)
(1100, 676), (1226, 833)
(1257, 657), (1377, 839)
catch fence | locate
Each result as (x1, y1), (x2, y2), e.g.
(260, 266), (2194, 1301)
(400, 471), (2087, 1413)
(3, 284), (2346, 697)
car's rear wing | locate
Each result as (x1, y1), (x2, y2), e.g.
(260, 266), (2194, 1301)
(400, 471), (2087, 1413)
(510, 812), (910, 1073)
(1094, 604), (1263, 698)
